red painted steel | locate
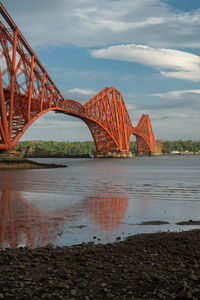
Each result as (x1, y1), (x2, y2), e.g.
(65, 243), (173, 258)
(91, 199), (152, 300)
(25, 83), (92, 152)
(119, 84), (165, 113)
(0, 2), (157, 155)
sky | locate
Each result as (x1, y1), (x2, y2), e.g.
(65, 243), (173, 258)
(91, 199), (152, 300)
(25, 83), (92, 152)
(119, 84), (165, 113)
(1, 0), (200, 141)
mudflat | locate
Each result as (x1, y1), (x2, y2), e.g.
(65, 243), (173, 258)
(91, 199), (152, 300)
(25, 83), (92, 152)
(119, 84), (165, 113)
(0, 229), (200, 299)
(0, 150), (67, 169)
(0, 160), (67, 169)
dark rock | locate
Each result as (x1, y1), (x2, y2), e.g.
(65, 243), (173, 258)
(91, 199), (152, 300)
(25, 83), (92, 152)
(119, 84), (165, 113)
(1, 229), (200, 299)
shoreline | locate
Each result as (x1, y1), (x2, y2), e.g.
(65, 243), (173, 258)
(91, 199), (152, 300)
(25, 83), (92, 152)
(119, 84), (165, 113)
(0, 159), (67, 169)
(0, 150), (67, 169)
(26, 153), (200, 158)
(25, 154), (92, 159)
(0, 229), (200, 299)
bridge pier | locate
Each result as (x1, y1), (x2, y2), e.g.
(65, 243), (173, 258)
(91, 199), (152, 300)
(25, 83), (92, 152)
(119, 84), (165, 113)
(136, 138), (163, 156)
(151, 140), (163, 156)
(0, 150), (25, 162)
(95, 151), (133, 158)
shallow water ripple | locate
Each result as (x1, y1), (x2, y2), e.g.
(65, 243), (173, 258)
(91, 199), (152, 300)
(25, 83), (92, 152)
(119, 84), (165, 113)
(0, 155), (200, 248)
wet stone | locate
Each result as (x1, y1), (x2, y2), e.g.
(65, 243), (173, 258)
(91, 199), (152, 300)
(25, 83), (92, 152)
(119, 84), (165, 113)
(71, 289), (78, 296)
(0, 230), (200, 299)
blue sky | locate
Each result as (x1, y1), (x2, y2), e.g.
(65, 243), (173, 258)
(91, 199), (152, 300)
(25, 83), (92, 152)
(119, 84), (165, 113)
(1, 0), (200, 141)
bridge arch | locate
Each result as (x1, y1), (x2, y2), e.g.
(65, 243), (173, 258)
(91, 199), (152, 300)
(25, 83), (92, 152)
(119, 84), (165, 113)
(10, 104), (123, 154)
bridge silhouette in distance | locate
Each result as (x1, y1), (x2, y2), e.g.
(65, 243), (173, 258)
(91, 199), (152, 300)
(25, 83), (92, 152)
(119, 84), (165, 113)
(0, 2), (162, 156)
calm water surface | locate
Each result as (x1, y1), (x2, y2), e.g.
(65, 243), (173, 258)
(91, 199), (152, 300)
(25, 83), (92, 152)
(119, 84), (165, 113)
(0, 155), (200, 248)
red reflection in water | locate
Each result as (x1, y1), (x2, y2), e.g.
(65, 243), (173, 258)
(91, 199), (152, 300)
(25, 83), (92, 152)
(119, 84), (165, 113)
(0, 188), (61, 248)
(140, 198), (151, 211)
(86, 196), (129, 230)
(0, 187), (129, 248)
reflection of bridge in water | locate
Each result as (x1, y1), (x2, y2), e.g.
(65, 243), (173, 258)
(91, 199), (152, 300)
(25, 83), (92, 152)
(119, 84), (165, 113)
(0, 188), (129, 248)
(0, 2), (162, 155)
(0, 189), (61, 248)
(87, 196), (128, 230)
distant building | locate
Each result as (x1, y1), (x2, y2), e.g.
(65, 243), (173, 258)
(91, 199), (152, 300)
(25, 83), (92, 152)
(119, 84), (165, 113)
(170, 151), (180, 154)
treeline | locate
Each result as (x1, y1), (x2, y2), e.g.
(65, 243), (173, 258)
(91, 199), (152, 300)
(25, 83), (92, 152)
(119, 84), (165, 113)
(15, 140), (138, 155)
(15, 141), (97, 155)
(15, 140), (200, 155)
(162, 140), (200, 153)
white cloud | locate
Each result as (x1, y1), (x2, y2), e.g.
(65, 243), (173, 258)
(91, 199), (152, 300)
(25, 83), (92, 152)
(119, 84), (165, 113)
(2, 0), (200, 48)
(68, 88), (96, 96)
(126, 103), (137, 111)
(62, 87), (97, 103)
(90, 44), (200, 81)
(152, 89), (200, 100)
(161, 71), (200, 81)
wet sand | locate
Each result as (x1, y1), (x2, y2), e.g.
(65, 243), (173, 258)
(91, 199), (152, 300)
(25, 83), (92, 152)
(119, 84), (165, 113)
(0, 229), (200, 299)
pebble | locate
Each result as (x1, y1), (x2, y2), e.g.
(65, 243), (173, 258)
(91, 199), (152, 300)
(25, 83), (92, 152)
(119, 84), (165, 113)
(71, 289), (77, 296)
(0, 229), (200, 299)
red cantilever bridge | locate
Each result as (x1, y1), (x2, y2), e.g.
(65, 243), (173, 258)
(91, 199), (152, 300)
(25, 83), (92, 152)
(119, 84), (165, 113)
(0, 3), (161, 155)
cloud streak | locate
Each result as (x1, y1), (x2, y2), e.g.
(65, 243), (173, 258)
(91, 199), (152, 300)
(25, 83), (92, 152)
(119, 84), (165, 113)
(90, 44), (200, 81)
(2, 0), (200, 48)
(152, 89), (200, 100)
(62, 88), (96, 103)
(68, 88), (96, 96)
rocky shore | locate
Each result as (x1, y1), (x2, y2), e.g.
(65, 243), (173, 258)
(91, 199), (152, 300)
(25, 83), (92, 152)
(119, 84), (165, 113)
(1, 229), (200, 299)
(0, 150), (67, 169)
(0, 159), (67, 169)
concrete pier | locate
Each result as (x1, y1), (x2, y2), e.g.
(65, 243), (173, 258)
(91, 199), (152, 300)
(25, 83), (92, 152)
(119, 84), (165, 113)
(0, 150), (25, 161)
(95, 152), (133, 158)
(151, 140), (163, 156)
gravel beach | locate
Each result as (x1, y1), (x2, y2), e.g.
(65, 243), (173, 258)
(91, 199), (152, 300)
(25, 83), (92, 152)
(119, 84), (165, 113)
(1, 229), (200, 299)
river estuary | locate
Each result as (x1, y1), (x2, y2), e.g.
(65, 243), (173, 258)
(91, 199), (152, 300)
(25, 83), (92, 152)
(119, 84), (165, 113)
(0, 155), (200, 248)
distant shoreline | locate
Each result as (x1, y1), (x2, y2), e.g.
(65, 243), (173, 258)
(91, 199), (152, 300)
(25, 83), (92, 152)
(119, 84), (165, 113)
(163, 152), (200, 156)
(0, 152), (199, 169)
(15, 139), (200, 158)
(25, 154), (92, 159)
(26, 152), (200, 158)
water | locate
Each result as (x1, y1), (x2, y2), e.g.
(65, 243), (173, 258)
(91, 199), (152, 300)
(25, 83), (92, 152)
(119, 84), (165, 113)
(0, 155), (200, 248)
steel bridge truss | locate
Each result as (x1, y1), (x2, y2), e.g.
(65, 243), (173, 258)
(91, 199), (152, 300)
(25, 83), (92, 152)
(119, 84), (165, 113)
(0, 2), (157, 154)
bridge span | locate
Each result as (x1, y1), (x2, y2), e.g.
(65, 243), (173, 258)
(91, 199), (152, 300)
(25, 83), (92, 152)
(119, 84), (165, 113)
(0, 2), (162, 156)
